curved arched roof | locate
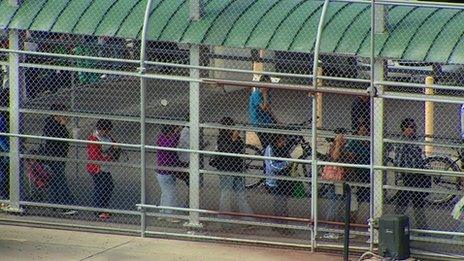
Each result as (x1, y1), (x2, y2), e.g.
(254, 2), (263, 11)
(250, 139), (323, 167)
(1, 0), (464, 64)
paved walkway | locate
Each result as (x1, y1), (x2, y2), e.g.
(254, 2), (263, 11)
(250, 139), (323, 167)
(0, 224), (345, 261)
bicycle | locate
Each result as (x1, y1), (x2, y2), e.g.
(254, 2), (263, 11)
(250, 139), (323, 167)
(383, 142), (463, 205)
(243, 122), (338, 190)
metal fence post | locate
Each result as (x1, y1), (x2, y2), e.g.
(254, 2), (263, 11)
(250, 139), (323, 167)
(185, 44), (202, 229)
(311, 0), (330, 251)
(189, 0), (203, 21)
(139, 0), (154, 237)
(7, 27), (22, 213)
(371, 0), (386, 248)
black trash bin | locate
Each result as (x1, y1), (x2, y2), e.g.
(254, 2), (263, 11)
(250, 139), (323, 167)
(379, 214), (410, 260)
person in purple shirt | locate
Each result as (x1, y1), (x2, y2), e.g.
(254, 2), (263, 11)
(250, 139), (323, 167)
(156, 125), (182, 222)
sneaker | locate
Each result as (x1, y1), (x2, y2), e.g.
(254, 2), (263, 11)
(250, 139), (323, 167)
(323, 233), (340, 240)
(98, 212), (111, 220)
(61, 209), (77, 216)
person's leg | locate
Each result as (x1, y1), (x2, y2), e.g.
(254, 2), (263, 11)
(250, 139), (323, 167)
(219, 176), (233, 214)
(411, 191), (427, 230)
(324, 185), (339, 222)
(0, 157), (8, 199)
(234, 177), (254, 221)
(91, 173), (104, 209)
(156, 174), (177, 214)
(100, 172), (114, 209)
(394, 190), (410, 215)
(49, 161), (74, 205)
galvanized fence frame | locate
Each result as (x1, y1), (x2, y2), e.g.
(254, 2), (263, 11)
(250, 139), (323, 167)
(0, 0), (463, 259)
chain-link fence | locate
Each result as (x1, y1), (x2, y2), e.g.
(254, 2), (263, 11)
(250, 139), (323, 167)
(1, 0), (464, 259)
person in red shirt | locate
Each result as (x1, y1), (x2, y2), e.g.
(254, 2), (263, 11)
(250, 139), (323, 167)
(87, 119), (117, 220)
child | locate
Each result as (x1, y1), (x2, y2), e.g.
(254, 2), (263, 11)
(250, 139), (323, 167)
(264, 133), (292, 233)
(87, 119), (117, 220)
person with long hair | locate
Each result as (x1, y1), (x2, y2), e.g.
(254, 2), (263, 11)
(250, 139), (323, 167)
(214, 117), (253, 222)
(156, 125), (182, 223)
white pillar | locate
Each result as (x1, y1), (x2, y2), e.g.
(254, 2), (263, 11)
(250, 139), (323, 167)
(185, 45), (202, 228)
(372, 2), (386, 246)
(7, 28), (22, 212)
(189, 0), (203, 21)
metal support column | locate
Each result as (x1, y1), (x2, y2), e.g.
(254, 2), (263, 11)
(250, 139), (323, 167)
(371, 0), (386, 248)
(311, 0), (330, 251)
(189, 0), (203, 21)
(7, 28), (22, 212)
(185, 45), (202, 228)
(139, 0), (153, 237)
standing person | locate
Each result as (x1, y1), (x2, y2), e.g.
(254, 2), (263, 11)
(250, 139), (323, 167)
(156, 125), (182, 223)
(351, 95), (370, 132)
(264, 133), (293, 233)
(43, 104), (76, 215)
(214, 117), (253, 222)
(249, 75), (278, 150)
(87, 119), (117, 220)
(345, 122), (371, 205)
(0, 89), (8, 203)
(321, 131), (349, 239)
(394, 118), (430, 229)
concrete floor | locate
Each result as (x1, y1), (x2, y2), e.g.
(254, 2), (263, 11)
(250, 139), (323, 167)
(0, 224), (346, 261)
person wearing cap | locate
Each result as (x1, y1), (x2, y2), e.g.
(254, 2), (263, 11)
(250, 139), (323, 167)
(87, 119), (118, 220)
(43, 104), (76, 215)
(394, 118), (431, 229)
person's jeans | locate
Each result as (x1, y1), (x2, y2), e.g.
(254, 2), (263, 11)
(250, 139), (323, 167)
(324, 184), (344, 222)
(265, 185), (288, 220)
(395, 190), (428, 229)
(156, 173), (180, 214)
(91, 172), (114, 210)
(219, 176), (253, 220)
(0, 157), (8, 199)
(48, 161), (75, 205)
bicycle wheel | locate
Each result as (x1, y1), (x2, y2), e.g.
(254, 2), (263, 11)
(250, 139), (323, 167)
(424, 156), (460, 204)
(244, 144), (265, 189)
(383, 157), (401, 204)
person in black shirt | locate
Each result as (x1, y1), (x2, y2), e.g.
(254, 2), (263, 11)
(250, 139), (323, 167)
(43, 104), (76, 215)
(215, 117), (253, 221)
(351, 96), (370, 132)
(394, 118), (431, 229)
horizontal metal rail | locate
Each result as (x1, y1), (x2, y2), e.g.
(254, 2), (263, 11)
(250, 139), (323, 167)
(203, 78), (371, 96)
(0, 48), (313, 79)
(376, 80), (464, 92)
(380, 93), (464, 104)
(137, 204), (369, 228)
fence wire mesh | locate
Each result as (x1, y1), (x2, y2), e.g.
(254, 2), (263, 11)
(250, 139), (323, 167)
(0, 0), (464, 258)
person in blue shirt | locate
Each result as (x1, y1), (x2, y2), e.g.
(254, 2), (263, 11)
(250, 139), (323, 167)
(0, 90), (8, 200)
(249, 75), (278, 150)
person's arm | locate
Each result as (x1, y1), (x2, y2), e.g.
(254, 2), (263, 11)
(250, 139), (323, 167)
(331, 134), (346, 162)
(264, 146), (288, 172)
